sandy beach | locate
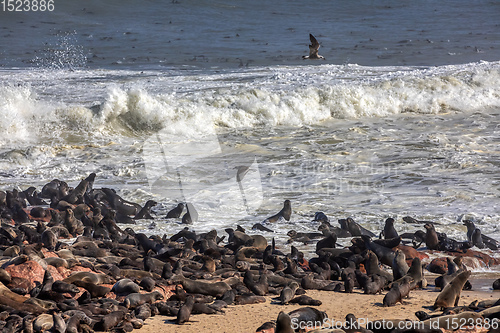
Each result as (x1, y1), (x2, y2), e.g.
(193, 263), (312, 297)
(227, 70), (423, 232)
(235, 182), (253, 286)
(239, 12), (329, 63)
(135, 281), (499, 333)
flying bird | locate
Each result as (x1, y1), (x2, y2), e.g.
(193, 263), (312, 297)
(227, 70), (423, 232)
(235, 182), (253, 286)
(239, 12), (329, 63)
(303, 34), (325, 60)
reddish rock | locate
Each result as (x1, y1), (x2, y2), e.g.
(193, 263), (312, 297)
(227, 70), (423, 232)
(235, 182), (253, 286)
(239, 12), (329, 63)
(40, 250), (59, 258)
(64, 286), (86, 300)
(427, 257), (448, 274)
(46, 265), (64, 281)
(5, 260), (45, 291)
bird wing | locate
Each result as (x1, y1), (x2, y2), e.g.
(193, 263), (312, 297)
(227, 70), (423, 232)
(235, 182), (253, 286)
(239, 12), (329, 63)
(308, 34), (320, 57)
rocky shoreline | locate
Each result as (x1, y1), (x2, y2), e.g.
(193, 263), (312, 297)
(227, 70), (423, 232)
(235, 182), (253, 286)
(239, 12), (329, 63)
(0, 173), (499, 332)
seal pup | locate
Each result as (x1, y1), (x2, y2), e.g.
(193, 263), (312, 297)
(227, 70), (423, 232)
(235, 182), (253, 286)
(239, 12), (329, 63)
(264, 200), (291, 222)
(302, 34), (325, 60)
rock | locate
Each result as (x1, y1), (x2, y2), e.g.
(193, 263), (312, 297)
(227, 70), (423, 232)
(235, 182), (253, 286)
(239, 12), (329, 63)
(5, 260), (45, 291)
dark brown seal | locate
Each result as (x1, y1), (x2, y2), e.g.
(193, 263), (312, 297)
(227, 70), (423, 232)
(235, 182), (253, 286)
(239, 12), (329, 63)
(264, 200), (291, 222)
(176, 295), (194, 325)
(166, 203), (184, 218)
(424, 223), (440, 250)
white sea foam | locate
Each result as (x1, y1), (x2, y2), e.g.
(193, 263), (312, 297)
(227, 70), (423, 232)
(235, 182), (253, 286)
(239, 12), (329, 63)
(1, 62), (499, 147)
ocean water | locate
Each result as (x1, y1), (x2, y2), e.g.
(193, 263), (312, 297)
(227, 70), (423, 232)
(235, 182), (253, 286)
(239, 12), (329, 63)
(0, 0), (499, 251)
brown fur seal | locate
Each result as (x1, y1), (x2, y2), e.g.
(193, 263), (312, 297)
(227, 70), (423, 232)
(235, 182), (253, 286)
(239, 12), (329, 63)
(471, 228), (485, 249)
(364, 250), (393, 283)
(63, 271), (112, 284)
(134, 200), (157, 220)
(280, 281), (300, 305)
(65, 311), (92, 333)
(392, 249), (409, 281)
(41, 229), (57, 251)
(176, 295), (194, 325)
(134, 303), (152, 321)
(112, 278), (140, 295)
(51, 280), (80, 294)
(0, 268), (11, 285)
(71, 241), (107, 257)
(243, 270), (269, 296)
(124, 291), (164, 309)
(43, 257), (69, 269)
(434, 270), (471, 310)
(424, 223), (440, 250)
(182, 203), (196, 224)
(235, 246), (259, 263)
(392, 257), (426, 289)
(225, 228), (253, 248)
(383, 281), (410, 307)
(288, 307), (328, 330)
(382, 218), (399, 239)
(33, 314), (53, 332)
(235, 294), (266, 305)
(139, 277), (156, 292)
(421, 311), (482, 330)
(63, 178), (88, 204)
(289, 295), (322, 306)
(373, 236), (401, 249)
(251, 235), (268, 252)
(97, 311), (127, 331)
(275, 311), (294, 333)
(71, 280), (111, 298)
(166, 203), (184, 218)
(361, 236), (396, 267)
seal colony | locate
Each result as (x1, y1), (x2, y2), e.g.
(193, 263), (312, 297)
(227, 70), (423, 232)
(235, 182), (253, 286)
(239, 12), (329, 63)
(0, 174), (499, 332)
